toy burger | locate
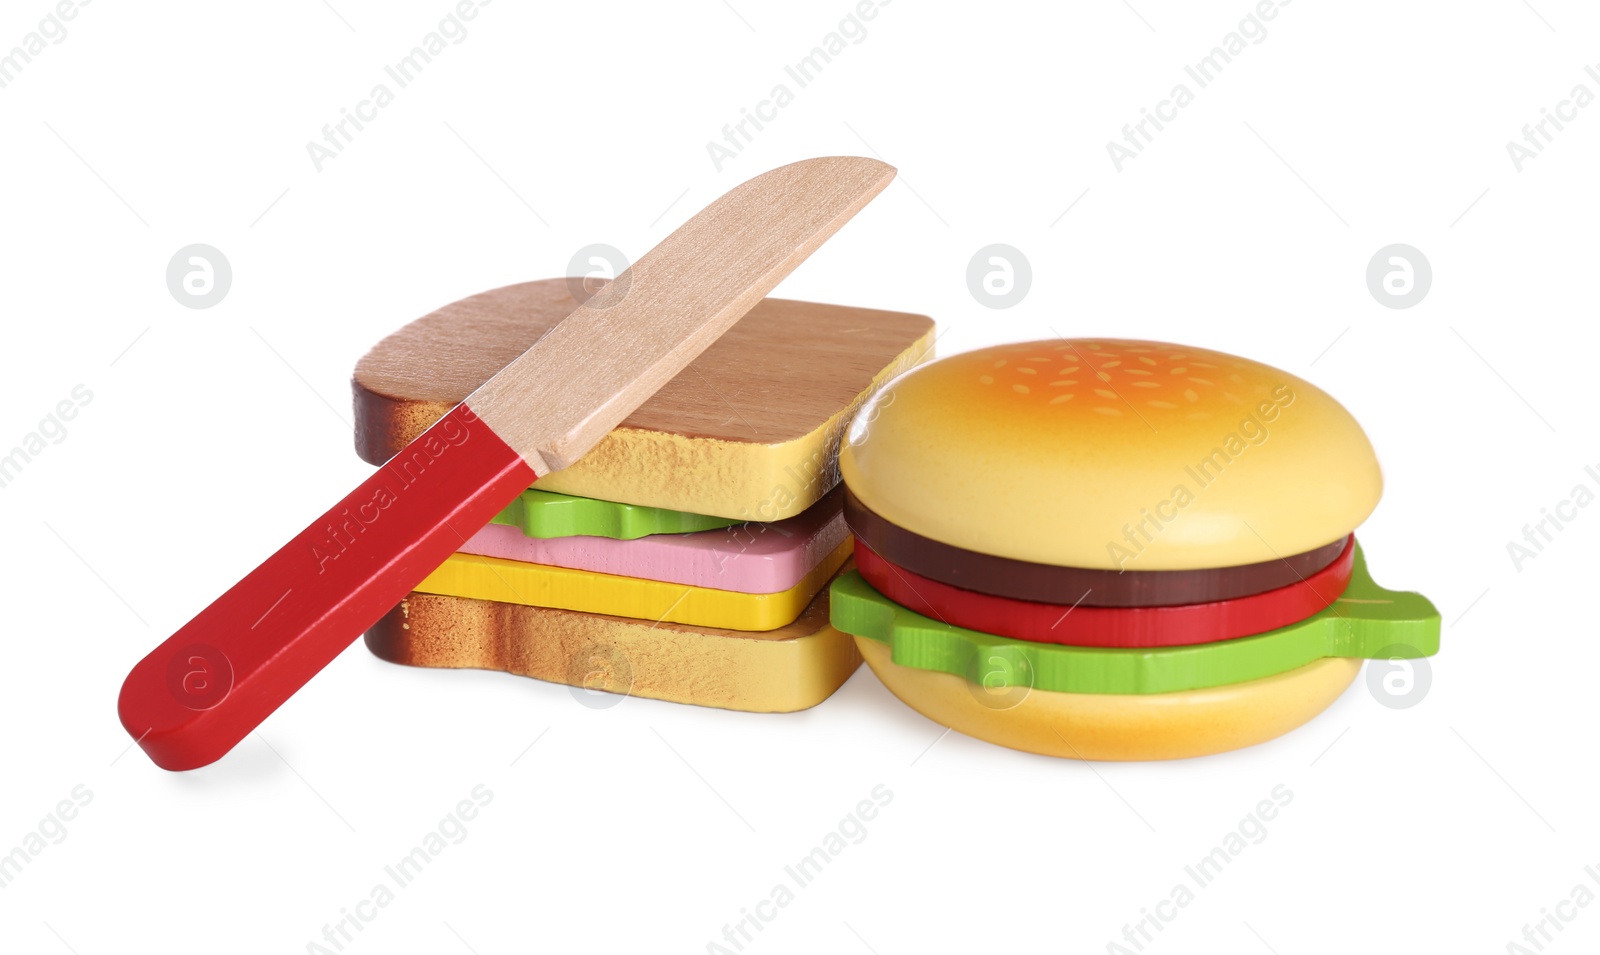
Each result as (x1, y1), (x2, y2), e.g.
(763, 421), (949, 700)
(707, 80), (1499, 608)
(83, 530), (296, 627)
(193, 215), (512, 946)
(831, 338), (1440, 760)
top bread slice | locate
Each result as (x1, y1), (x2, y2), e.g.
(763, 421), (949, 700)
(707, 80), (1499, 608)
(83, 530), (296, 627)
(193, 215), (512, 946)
(353, 278), (934, 521)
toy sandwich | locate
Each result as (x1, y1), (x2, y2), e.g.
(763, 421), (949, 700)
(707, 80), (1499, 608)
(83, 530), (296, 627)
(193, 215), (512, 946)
(353, 278), (934, 711)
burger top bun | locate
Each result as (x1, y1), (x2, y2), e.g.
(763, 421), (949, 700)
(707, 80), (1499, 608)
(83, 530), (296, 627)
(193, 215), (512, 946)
(839, 339), (1382, 572)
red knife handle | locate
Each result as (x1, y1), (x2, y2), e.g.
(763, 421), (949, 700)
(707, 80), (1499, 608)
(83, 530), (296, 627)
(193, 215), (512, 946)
(117, 404), (537, 771)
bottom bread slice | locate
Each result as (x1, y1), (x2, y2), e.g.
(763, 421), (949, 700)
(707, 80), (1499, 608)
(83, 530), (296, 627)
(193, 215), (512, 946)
(365, 572), (861, 713)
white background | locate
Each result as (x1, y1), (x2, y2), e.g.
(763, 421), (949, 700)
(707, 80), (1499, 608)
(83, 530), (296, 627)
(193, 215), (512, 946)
(1, 1), (1596, 952)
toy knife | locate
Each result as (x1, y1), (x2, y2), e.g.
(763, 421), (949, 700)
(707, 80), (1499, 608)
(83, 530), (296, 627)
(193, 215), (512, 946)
(118, 156), (896, 770)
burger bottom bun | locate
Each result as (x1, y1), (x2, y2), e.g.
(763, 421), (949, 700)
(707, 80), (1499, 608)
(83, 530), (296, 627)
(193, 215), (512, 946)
(856, 638), (1360, 761)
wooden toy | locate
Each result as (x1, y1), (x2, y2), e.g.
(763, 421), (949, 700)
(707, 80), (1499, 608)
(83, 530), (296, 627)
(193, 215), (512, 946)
(354, 281), (936, 522)
(833, 338), (1440, 760)
(367, 573), (862, 713)
(853, 536), (1354, 647)
(490, 487), (739, 540)
(119, 157), (898, 771)
(844, 489), (1348, 607)
(417, 539), (853, 631)
(461, 487), (848, 594)
(833, 543), (1438, 695)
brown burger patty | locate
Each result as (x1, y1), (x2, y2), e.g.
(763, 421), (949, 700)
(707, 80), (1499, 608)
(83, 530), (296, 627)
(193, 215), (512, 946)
(843, 488), (1350, 608)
